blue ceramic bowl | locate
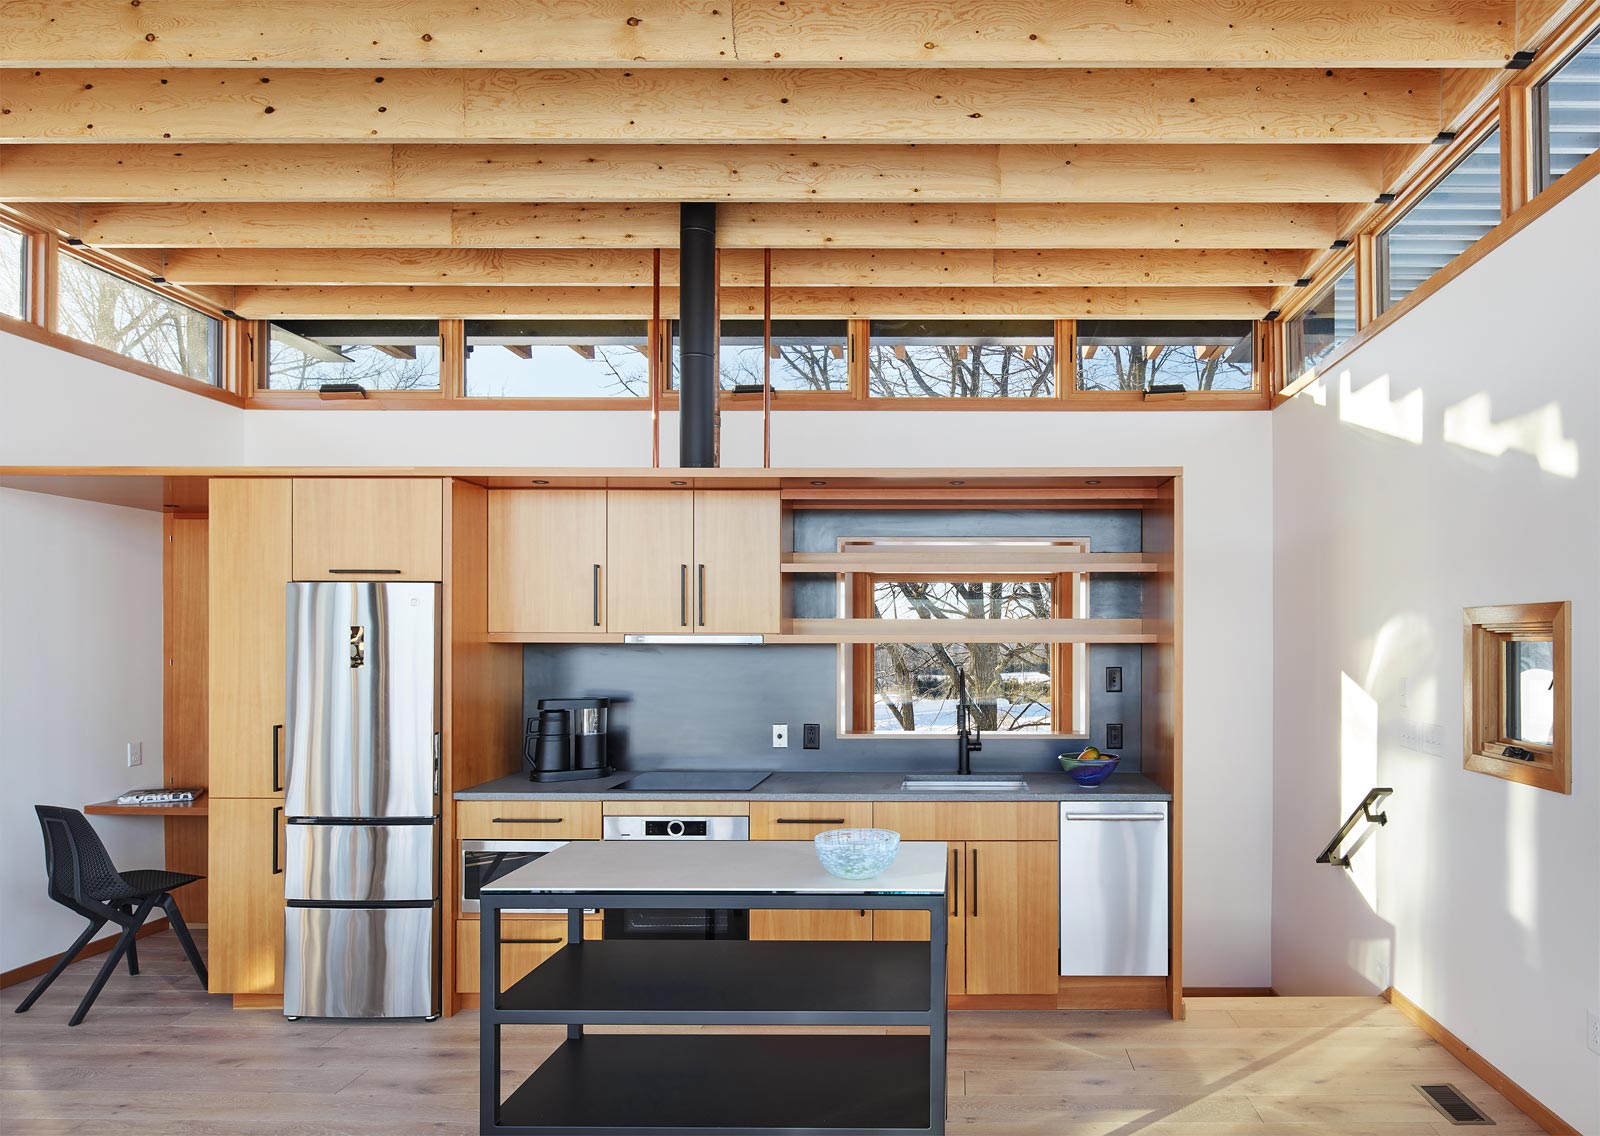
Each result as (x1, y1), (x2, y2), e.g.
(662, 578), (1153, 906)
(1058, 754), (1121, 786)
(815, 828), (901, 879)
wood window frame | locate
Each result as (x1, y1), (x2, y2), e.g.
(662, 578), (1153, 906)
(846, 566), (1083, 738)
(1463, 601), (1570, 794)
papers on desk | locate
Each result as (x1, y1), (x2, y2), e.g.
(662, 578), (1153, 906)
(115, 787), (201, 806)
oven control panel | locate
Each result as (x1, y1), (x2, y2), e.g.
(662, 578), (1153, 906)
(602, 816), (750, 840)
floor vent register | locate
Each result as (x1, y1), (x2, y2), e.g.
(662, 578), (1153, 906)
(1416, 1083), (1494, 1125)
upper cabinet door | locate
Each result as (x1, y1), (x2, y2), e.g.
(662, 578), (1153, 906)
(292, 479), (444, 582)
(607, 491), (695, 634)
(963, 841), (1060, 996)
(209, 478), (292, 799)
(693, 491), (782, 634)
(489, 490), (608, 634)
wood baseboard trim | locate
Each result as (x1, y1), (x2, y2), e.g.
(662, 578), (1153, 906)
(1385, 987), (1579, 1136)
(459, 992), (481, 1010)
(948, 994), (1057, 1010)
(0, 917), (172, 990)
(1185, 986), (1277, 997)
(232, 993), (284, 1009)
(1057, 975), (1169, 1010)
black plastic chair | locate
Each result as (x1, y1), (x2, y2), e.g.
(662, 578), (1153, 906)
(15, 805), (208, 1026)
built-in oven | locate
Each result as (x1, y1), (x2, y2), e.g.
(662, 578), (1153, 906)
(600, 815), (751, 940)
(460, 839), (569, 914)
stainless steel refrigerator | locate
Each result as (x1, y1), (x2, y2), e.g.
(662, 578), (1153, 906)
(282, 581), (441, 1020)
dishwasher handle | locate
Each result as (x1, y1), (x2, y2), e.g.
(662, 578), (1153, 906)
(1063, 813), (1165, 821)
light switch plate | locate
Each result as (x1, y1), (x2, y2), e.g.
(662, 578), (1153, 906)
(772, 724), (789, 748)
(126, 741), (142, 768)
(1587, 1010), (1599, 1056)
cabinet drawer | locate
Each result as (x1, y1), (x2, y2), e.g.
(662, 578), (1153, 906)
(292, 478), (444, 582)
(751, 908), (873, 941)
(749, 801), (873, 839)
(602, 801), (750, 816)
(456, 916), (601, 995)
(871, 801), (1057, 842)
(456, 800), (602, 840)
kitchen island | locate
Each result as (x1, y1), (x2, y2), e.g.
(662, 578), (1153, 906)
(479, 840), (949, 1135)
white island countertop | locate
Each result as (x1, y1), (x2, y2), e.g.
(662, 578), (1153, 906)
(483, 840), (948, 896)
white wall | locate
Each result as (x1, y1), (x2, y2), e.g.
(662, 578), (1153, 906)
(1272, 177), (1600, 1132)
(0, 332), (245, 466)
(0, 488), (167, 972)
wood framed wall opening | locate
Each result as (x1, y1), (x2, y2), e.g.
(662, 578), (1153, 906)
(1463, 601), (1571, 794)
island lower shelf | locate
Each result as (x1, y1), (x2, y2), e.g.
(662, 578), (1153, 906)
(501, 1033), (932, 1134)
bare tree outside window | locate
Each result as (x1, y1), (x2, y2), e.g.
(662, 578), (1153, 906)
(267, 320), (440, 391)
(868, 580), (1053, 733)
(1075, 320), (1254, 392)
(670, 319), (850, 391)
(0, 226), (24, 320)
(57, 255), (219, 384)
(868, 321), (1055, 397)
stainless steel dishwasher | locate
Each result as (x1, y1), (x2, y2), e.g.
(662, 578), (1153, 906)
(1059, 800), (1169, 976)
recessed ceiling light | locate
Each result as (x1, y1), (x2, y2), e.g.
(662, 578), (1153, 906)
(810, 480), (827, 486)
(1085, 479), (1102, 485)
(949, 480), (966, 486)
(530, 479), (548, 485)
(671, 480), (688, 486)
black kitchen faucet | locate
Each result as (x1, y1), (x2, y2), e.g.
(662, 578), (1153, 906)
(955, 666), (983, 775)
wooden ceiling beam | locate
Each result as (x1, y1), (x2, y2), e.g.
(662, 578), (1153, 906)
(0, 143), (1384, 204)
(227, 285), (1273, 320)
(158, 247), (1307, 288)
(0, 67), (1445, 144)
(17, 201), (1341, 251)
(0, 1), (1518, 69)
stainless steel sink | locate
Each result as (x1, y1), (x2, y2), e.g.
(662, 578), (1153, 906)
(899, 778), (1029, 792)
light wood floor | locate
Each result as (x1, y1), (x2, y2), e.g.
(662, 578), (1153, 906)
(0, 929), (1542, 1135)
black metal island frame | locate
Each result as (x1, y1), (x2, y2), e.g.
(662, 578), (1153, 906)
(479, 840), (949, 1136)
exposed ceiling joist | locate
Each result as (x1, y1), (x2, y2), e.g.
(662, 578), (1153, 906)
(0, 0), (1519, 69)
(0, 66), (1445, 144)
(227, 285), (1273, 320)
(0, 143), (1384, 204)
(8, 201), (1342, 250)
(158, 247), (1308, 288)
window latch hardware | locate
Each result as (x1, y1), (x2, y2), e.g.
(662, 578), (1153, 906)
(1502, 745), (1536, 761)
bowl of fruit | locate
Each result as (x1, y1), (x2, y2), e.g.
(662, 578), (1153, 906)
(1057, 746), (1120, 786)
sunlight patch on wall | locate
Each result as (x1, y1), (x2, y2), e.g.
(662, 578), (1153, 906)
(1339, 372), (1424, 444)
(1442, 394), (1580, 478)
(1504, 786), (1541, 957)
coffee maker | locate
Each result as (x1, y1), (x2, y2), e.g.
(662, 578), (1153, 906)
(524, 697), (611, 781)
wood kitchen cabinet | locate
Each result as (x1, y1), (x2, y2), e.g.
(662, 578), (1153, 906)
(962, 840), (1058, 995)
(207, 797), (287, 995)
(209, 478), (292, 799)
(606, 491), (696, 633)
(751, 908), (873, 941)
(692, 491), (781, 634)
(489, 490), (608, 635)
(749, 801), (873, 839)
(292, 478), (443, 581)
(875, 844), (967, 994)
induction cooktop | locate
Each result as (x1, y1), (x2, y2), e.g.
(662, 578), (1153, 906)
(614, 771), (772, 792)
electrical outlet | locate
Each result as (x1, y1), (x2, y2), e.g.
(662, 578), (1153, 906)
(1105, 666), (1123, 693)
(1106, 723), (1124, 750)
(126, 742), (142, 768)
(1421, 723), (1445, 757)
(772, 724), (789, 748)
(802, 723), (821, 750)
(1587, 1010), (1599, 1056)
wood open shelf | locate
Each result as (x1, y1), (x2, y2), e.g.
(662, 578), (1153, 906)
(499, 1033), (932, 1134)
(781, 550), (1162, 574)
(773, 618), (1160, 644)
(497, 940), (932, 1026)
(85, 795), (209, 817)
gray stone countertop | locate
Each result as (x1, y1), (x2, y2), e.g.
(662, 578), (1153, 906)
(454, 769), (1171, 802)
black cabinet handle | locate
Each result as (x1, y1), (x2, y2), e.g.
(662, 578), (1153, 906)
(951, 847), (959, 917)
(697, 563), (706, 626)
(593, 564), (602, 627)
(271, 724), (283, 793)
(328, 568), (403, 574)
(492, 817), (563, 824)
(776, 817), (847, 825)
(680, 564), (689, 627)
(503, 938), (563, 945)
(271, 806), (283, 875)
(970, 847), (978, 918)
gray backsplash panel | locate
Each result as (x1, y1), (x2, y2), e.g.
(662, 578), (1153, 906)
(522, 507), (1147, 775)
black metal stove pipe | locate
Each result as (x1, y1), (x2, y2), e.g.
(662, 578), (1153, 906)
(679, 202), (718, 467)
